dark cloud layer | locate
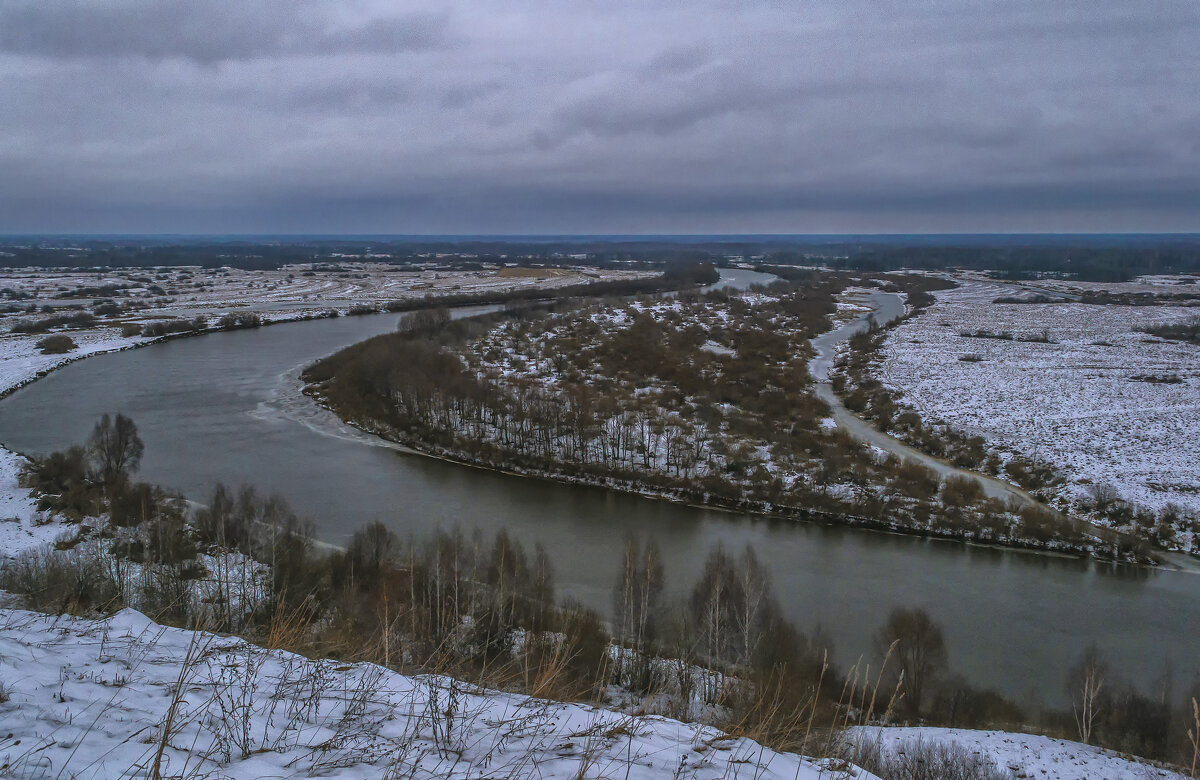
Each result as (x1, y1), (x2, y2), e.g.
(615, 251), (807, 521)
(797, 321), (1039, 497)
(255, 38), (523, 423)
(1, 0), (1197, 233)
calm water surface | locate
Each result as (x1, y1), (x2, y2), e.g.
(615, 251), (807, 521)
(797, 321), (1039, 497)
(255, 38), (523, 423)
(0, 270), (1194, 705)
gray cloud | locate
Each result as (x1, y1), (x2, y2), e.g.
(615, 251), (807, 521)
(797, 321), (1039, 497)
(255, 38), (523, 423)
(1, 0), (1198, 233)
(0, 1), (449, 62)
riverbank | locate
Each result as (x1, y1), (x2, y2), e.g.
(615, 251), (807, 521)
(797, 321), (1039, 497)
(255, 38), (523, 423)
(304, 385), (1143, 564)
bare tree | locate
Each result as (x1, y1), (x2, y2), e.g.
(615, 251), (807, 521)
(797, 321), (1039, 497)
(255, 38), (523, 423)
(1087, 483), (1121, 512)
(613, 533), (663, 689)
(690, 544), (741, 667)
(875, 607), (947, 718)
(1067, 643), (1108, 745)
(733, 545), (779, 668)
(87, 413), (144, 489)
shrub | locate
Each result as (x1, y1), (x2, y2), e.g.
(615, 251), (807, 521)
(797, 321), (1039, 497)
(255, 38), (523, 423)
(141, 316), (206, 337)
(20, 445), (100, 518)
(849, 734), (1013, 780)
(109, 480), (160, 527)
(120, 322), (143, 337)
(11, 311), (97, 333)
(0, 543), (123, 615)
(36, 334), (77, 354)
(217, 312), (264, 329)
(1140, 316), (1200, 344)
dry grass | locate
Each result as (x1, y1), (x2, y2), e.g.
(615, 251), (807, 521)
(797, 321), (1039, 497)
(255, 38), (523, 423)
(496, 267), (562, 279)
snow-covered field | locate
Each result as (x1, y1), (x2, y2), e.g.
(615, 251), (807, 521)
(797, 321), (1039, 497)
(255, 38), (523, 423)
(859, 726), (1187, 780)
(0, 607), (869, 780)
(879, 279), (1200, 515)
(0, 263), (649, 317)
(0, 264), (648, 396)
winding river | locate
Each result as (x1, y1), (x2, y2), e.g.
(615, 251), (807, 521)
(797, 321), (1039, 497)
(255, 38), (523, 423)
(0, 269), (1196, 706)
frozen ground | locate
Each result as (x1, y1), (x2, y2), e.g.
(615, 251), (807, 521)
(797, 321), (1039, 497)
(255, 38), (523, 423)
(0, 607), (871, 780)
(0, 448), (59, 559)
(879, 279), (1200, 515)
(860, 726), (1187, 779)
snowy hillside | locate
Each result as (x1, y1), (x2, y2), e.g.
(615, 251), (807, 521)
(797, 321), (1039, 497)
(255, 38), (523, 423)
(0, 608), (872, 780)
(1, 607), (1186, 780)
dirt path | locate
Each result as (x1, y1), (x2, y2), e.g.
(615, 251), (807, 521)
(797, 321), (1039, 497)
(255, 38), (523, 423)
(808, 290), (1199, 570)
(808, 292), (1040, 506)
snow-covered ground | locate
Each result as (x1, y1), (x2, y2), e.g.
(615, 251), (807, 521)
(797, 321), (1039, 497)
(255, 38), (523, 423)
(879, 279), (1200, 515)
(0, 607), (871, 780)
(0, 263), (648, 318)
(0, 606), (1185, 780)
(859, 726), (1188, 780)
(0, 448), (60, 559)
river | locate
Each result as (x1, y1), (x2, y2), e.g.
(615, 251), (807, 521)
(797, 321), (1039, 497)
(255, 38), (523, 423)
(0, 269), (1195, 705)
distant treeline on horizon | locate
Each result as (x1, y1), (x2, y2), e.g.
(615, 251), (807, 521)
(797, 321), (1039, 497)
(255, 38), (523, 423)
(3, 233), (1200, 281)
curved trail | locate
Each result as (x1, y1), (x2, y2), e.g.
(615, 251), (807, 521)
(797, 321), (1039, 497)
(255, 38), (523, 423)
(808, 292), (1040, 506)
(809, 291), (1200, 572)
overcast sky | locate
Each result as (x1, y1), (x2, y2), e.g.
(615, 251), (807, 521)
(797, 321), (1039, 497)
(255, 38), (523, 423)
(2, 0), (1198, 234)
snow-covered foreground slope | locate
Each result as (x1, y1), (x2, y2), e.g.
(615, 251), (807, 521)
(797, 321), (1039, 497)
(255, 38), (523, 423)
(860, 726), (1188, 780)
(0, 448), (52, 557)
(0, 608), (874, 780)
(1, 607), (1185, 780)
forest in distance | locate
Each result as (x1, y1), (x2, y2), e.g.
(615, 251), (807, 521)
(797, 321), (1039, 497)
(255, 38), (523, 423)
(5, 234), (1200, 282)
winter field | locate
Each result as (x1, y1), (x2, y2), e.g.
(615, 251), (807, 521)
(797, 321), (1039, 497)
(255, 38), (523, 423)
(1, 607), (1187, 780)
(858, 727), (1187, 780)
(0, 263), (648, 398)
(0, 263), (647, 317)
(878, 277), (1200, 516)
(0, 608), (858, 780)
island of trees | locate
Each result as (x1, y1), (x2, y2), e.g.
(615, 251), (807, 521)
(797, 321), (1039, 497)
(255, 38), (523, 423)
(302, 270), (1144, 560)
